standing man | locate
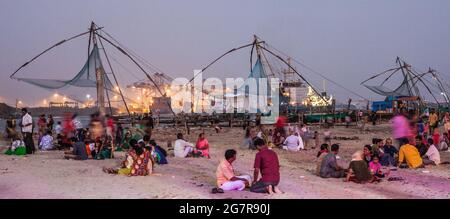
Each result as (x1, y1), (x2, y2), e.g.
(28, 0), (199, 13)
(20, 108), (35, 154)
(428, 108), (438, 135)
(47, 114), (54, 132)
(251, 138), (281, 194)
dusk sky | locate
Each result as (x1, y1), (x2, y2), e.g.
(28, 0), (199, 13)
(1, 0), (450, 106)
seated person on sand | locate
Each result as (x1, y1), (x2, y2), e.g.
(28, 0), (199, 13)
(257, 128), (275, 148)
(363, 145), (373, 164)
(214, 149), (251, 193)
(241, 127), (257, 150)
(439, 132), (449, 151)
(4, 136), (26, 156)
(93, 137), (112, 160)
(372, 138), (395, 166)
(39, 130), (54, 151)
(422, 139), (440, 166)
(346, 151), (377, 183)
(64, 137), (88, 160)
(103, 144), (137, 175)
(315, 144), (329, 176)
(415, 135), (428, 157)
(149, 139), (168, 165)
(282, 130), (304, 152)
(370, 138), (382, 156)
(319, 144), (346, 178)
(383, 138), (398, 162)
(129, 144), (155, 176)
(369, 155), (390, 178)
(272, 131), (285, 149)
(174, 133), (195, 158)
(398, 138), (424, 169)
(250, 138), (282, 194)
(195, 133), (210, 158)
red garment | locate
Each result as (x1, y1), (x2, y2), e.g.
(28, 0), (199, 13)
(275, 116), (286, 128)
(62, 114), (75, 137)
(254, 148), (280, 183)
(107, 118), (114, 129)
(130, 150), (151, 176)
(37, 118), (46, 129)
(196, 138), (210, 157)
(433, 133), (440, 146)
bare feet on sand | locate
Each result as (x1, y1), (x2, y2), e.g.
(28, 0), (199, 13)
(274, 187), (284, 194)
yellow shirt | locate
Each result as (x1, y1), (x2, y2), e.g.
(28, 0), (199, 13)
(216, 159), (235, 187)
(429, 113), (438, 126)
(398, 144), (423, 168)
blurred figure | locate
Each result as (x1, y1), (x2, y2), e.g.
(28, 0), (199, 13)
(241, 127), (256, 150)
(37, 114), (46, 146)
(391, 108), (412, 148)
(72, 113), (84, 142)
(47, 114), (54, 132)
(115, 123), (124, 150)
(5, 116), (17, 144)
(274, 115), (286, 137)
(428, 108), (438, 135)
(444, 112), (450, 133)
(142, 113), (153, 138)
(89, 113), (104, 141)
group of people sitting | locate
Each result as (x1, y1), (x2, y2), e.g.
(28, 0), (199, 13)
(103, 134), (168, 176)
(173, 132), (210, 158)
(315, 135), (447, 184)
(242, 123), (330, 153)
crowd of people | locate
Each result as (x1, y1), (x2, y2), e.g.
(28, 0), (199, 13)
(2, 106), (450, 195)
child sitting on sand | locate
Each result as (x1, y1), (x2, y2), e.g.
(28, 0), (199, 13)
(103, 146), (135, 175)
(369, 155), (390, 178)
(4, 136), (26, 156)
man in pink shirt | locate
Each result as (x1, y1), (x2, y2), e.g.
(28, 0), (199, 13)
(215, 149), (251, 191)
(391, 108), (412, 148)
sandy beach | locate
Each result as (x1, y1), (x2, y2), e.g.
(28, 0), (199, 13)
(1, 123), (450, 199)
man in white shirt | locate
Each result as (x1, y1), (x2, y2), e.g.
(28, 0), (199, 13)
(72, 114), (84, 141)
(423, 139), (441, 165)
(283, 130), (303, 151)
(174, 133), (194, 158)
(20, 108), (35, 154)
(39, 130), (54, 151)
